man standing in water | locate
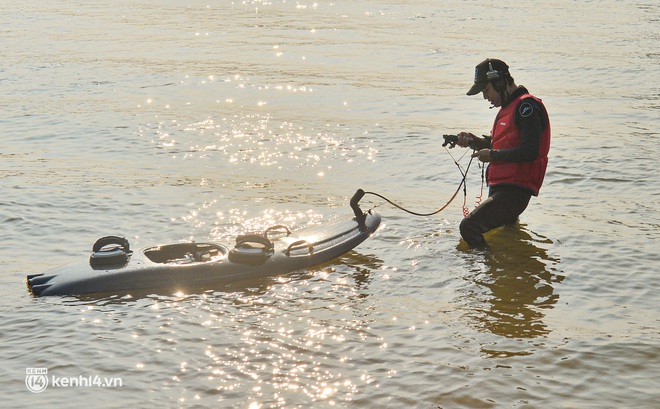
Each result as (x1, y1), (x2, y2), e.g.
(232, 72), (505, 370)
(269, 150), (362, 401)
(456, 58), (551, 246)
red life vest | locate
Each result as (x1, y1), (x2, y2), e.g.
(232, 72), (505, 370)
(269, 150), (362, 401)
(488, 94), (551, 196)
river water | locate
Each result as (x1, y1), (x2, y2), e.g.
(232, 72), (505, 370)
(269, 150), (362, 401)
(1, 1), (658, 408)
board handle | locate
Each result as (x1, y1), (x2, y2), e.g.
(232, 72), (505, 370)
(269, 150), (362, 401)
(350, 189), (366, 219)
(264, 225), (292, 238)
(285, 240), (314, 256)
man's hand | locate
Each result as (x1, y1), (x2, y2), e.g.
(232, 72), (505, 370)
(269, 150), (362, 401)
(456, 132), (477, 148)
(471, 148), (492, 162)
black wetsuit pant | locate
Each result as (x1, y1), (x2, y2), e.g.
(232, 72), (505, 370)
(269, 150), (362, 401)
(459, 185), (532, 246)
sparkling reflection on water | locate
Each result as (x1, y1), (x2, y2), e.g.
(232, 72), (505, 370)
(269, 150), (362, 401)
(2, 0), (659, 408)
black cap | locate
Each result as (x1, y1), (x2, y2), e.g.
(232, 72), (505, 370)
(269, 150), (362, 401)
(467, 58), (509, 96)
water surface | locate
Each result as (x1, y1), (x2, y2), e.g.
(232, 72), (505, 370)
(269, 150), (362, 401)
(2, 1), (658, 408)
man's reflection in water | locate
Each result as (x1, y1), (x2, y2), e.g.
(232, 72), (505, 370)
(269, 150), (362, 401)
(459, 223), (564, 340)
